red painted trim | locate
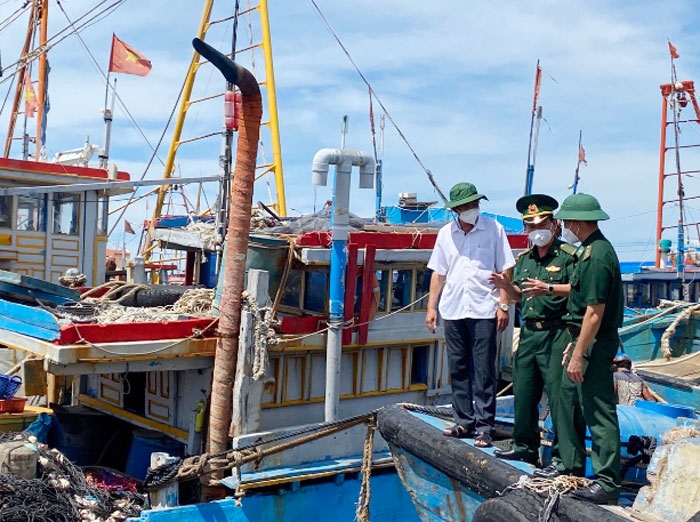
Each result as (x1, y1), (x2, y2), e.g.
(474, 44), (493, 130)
(0, 157), (130, 181)
(358, 245), (376, 345)
(296, 230), (528, 251)
(507, 234), (529, 249)
(279, 315), (325, 334)
(342, 243), (358, 345)
(58, 317), (216, 345)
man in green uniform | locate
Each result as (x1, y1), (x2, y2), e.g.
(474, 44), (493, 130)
(554, 193), (623, 505)
(490, 194), (575, 469)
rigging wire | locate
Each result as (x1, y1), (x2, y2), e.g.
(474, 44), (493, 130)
(308, 0), (448, 204)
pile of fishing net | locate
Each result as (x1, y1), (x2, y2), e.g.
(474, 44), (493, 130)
(0, 432), (147, 522)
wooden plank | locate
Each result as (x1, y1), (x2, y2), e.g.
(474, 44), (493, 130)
(0, 269), (79, 300)
(359, 245), (376, 345)
(0, 298), (60, 341)
(342, 243), (358, 345)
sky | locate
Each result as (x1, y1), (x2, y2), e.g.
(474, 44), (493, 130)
(1, 0), (700, 262)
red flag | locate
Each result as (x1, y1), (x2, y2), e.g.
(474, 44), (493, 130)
(532, 63), (542, 115)
(108, 34), (152, 77)
(578, 145), (587, 166)
(24, 71), (37, 118)
(668, 40), (679, 60)
(124, 220), (135, 234)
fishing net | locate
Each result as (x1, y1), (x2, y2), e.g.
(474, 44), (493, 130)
(0, 432), (147, 522)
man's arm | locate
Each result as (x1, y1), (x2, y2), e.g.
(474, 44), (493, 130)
(425, 272), (445, 333)
(566, 303), (604, 383)
(488, 271), (521, 301)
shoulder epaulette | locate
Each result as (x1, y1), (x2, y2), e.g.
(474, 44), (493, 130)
(580, 244), (593, 261)
(517, 248), (532, 259)
(559, 243), (577, 256)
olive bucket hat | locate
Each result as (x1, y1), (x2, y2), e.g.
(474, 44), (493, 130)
(445, 182), (488, 209)
(554, 193), (610, 221)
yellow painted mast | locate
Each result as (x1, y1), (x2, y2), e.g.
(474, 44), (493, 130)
(144, 0), (287, 259)
(143, 0), (215, 260)
(258, 0), (286, 216)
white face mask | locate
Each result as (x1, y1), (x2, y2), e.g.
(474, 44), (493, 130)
(528, 228), (554, 247)
(458, 208), (480, 225)
(562, 226), (580, 244)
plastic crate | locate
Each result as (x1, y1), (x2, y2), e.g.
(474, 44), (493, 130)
(0, 397), (27, 414)
(0, 374), (21, 400)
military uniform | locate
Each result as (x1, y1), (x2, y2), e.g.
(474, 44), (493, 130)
(511, 239), (576, 461)
(555, 195), (624, 499)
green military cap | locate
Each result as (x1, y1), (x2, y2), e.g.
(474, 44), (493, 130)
(554, 193), (610, 221)
(445, 182), (488, 209)
(516, 194), (558, 225)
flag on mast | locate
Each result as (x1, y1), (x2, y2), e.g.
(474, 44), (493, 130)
(108, 34), (152, 76)
(532, 63), (542, 115)
(578, 144), (587, 166)
(668, 40), (680, 60)
(24, 71), (37, 117)
(124, 220), (136, 234)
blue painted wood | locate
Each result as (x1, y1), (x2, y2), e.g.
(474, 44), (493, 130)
(127, 471), (419, 522)
(0, 298), (60, 341)
(0, 269), (79, 300)
(393, 446), (483, 522)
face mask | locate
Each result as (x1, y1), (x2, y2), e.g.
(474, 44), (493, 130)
(528, 229), (553, 247)
(458, 208), (480, 225)
(562, 226), (579, 244)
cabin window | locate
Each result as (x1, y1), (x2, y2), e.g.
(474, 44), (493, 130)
(410, 345), (429, 386)
(53, 193), (80, 235)
(16, 194), (46, 232)
(0, 195), (10, 228)
(303, 270), (328, 313)
(279, 268), (301, 309)
(376, 269), (390, 313)
(391, 269), (412, 311)
(414, 269), (432, 311)
(97, 196), (108, 236)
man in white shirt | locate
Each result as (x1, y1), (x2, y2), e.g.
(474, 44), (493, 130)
(426, 182), (516, 447)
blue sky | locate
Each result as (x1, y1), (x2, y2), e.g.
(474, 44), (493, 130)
(2, 0), (700, 261)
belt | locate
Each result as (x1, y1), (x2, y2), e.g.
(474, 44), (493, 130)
(523, 318), (565, 331)
(567, 325), (582, 337)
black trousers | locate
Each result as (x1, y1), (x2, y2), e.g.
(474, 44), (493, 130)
(444, 318), (497, 435)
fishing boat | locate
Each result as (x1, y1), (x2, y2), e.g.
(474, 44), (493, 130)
(0, 2), (536, 520)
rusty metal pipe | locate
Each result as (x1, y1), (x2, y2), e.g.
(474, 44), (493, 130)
(192, 38), (261, 477)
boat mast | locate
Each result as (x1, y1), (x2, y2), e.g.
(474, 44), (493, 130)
(655, 46), (700, 269)
(524, 60), (542, 196)
(35, 0), (48, 160)
(3, 2), (38, 158)
(143, 0), (287, 261)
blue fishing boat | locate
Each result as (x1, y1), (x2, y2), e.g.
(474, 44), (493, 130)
(377, 400), (698, 522)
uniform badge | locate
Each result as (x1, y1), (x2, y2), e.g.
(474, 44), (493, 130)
(545, 266), (561, 272)
(528, 204), (539, 214)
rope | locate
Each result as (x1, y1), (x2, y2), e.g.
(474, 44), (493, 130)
(144, 411), (376, 489)
(500, 475), (593, 522)
(355, 414), (377, 522)
(659, 303), (700, 359)
(241, 291), (277, 380)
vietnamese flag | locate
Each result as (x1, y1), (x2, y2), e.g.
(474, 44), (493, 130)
(24, 71), (37, 117)
(108, 34), (152, 76)
(668, 40), (679, 60)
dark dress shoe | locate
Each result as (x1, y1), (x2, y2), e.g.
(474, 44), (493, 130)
(493, 448), (538, 465)
(531, 463), (560, 479)
(571, 483), (619, 505)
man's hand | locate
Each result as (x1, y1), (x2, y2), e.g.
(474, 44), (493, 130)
(521, 278), (548, 297)
(425, 309), (438, 333)
(488, 272), (509, 289)
(567, 352), (585, 383)
(496, 308), (508, 332)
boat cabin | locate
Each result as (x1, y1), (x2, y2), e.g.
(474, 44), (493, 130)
(0, 157), (131, 286)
